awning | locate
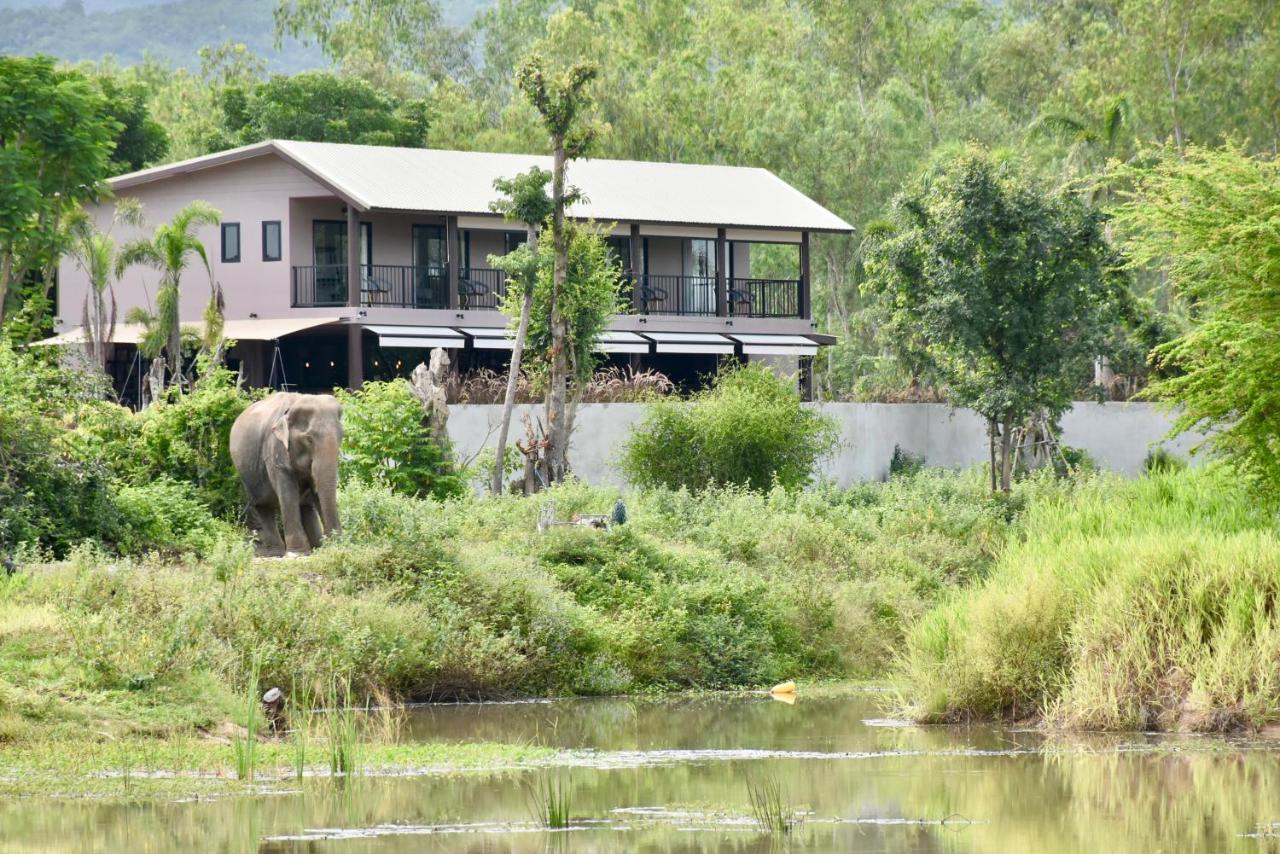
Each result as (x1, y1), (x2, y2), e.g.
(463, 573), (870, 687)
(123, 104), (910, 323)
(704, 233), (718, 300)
(30, 317), (340, 347)
(729, 333), (820, 357)
(459, 327), (512, 350)
(368, 324), (465, 349)
(596, 330), (650, 354)
(643, 331), (736, 355)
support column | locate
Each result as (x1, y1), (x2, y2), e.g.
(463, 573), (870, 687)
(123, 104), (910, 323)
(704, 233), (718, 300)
(799, 230), (811, 319)
(445, 215), (460, 310)
(346, 205), (364, 390)
(715, 227), (728, 317)
(629, 222), (643, 312)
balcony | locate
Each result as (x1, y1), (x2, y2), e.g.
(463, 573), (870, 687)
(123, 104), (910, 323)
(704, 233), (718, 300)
(292, 265), (803, 318)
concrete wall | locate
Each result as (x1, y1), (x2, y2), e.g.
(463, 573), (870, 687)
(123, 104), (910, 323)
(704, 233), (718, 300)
(446, 401), (1201, 488)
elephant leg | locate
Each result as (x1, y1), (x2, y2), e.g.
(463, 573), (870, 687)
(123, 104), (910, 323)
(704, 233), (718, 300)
(301, 500), (325, 551)
(268, 467), (312, 555)
(248, 501), (286, 557)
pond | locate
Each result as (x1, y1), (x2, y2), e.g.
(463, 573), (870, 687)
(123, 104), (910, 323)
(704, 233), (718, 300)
(4, 688), (1280, 852)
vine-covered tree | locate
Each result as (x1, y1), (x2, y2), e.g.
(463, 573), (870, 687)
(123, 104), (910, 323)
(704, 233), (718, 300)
(864, 147), (1127, 491)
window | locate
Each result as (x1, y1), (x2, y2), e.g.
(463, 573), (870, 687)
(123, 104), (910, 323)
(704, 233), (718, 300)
(606, 236), (632, 273)
(221, 222), (241, 263)
(262, 221), (282, 262)
(503, 231), (527, 254)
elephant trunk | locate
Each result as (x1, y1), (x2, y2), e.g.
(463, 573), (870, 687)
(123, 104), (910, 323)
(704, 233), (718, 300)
(313, 438), (342, 537)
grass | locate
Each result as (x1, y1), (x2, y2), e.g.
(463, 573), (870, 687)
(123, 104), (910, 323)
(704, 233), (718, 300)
(899, 465), (1280, 731)
(526, 773), (573, 829)
(746, 775), (802, 834)
(231, 656), (260, 781)
(323, 679), (361, 777)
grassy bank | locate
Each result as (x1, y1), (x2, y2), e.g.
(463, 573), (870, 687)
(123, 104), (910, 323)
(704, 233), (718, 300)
(899, 465), (1280, 731)
(0, 468), (1041, 753)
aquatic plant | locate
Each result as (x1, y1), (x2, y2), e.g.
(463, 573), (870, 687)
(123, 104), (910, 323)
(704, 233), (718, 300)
(526, 773), (572, 829)
(323, 678), (360, 777)
(746, 774), (802, 834)
(287, 680), (315, 780)
(231, 655), (260, 781)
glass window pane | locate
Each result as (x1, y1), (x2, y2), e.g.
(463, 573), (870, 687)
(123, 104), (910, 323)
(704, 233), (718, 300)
(222, 223), (240, 262)
(263, 221), (281, 261)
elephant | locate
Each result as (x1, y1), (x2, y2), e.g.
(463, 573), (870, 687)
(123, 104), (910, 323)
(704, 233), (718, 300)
(230, 392), (343, 556)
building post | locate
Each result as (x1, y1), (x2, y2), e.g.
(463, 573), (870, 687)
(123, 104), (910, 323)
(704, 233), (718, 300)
(629, 222), (643, 313)
(446, 215), (460, 310)
(346, 205), (364, 390)
(715, 227), (728, 317)
(799, 230), (811, 319)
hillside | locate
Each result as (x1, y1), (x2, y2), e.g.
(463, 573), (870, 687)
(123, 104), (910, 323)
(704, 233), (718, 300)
(0, 0), (493, 71)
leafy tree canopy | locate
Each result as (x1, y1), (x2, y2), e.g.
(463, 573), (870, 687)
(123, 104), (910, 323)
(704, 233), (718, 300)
(863, 146), (1129, 489)
(210, 70), (431, 149)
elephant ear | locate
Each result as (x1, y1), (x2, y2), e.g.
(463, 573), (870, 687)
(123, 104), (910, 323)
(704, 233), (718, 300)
(271, 408), (291, 452)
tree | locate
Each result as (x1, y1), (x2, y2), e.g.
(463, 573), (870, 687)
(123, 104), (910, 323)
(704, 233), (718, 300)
(0, 55), (117, 328)
(212, 71), (431, 150)
(864, 147), (1126, 491)
(1113, 144), (1280, 498)
(486, 167), (553, 494)
(66, 198), (145, 376)
(514, 32), (605, 484)
(117, 201), (222, 391)
(97, 74), (170, 173)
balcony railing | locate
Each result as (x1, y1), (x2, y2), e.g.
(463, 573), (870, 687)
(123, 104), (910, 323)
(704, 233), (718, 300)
(293, 265), (803, 318)
(624, 273), (802, 318)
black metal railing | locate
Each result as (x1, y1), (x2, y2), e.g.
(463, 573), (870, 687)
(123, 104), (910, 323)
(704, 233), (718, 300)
(459, 267), (506, 310)
(622, 273), (802, 318)
(292, 266), (803, 318)
(292, 264), (453, 309)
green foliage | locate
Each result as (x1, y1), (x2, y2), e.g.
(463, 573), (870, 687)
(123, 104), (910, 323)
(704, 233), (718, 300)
(112, 479), (239, 557)
(1113, 145), (1280, 500)
(211, 71), (431, 149)
(336, 379), (465, 500)
(889, 445), (926, 479)
(95, 73), (170, 173)
(495, 222), (623, 384)
(621, 364), (838, 493)
(863, 147), (1128, 488)
(0, 54), (117, 326)
(899, 465), (1280, 730)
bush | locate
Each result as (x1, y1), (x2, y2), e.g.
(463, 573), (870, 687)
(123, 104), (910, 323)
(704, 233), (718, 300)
(898, 465), (1280, 730)
(620, 364), (839, 492)
(112, 478), (239, 556)
(889, 444), (926, 478)
(337, 380), (465, 500)
(0, 343), (118, 556)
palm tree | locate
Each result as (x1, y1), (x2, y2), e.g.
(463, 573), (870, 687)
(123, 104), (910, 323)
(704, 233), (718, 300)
(66, 198), (144, 377)
(117, 200), (221, 390)
(1029, 95), (1131, 200)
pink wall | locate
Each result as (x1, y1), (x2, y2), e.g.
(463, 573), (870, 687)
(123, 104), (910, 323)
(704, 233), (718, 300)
(57, 155), (329, 329)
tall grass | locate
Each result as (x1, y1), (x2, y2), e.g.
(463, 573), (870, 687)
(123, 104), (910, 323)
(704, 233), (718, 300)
(287, 680), (315, 780)
(900, 465), (1280, 730)
(323, 678), (360, 777)
(525, 773), (572, 829)
(231, 656), (260, 781)
(746, 775), (802, 834)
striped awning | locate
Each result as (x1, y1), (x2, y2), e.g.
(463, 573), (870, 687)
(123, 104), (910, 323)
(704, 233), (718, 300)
(368, 325), (466, 349)
(596, 331), (650, 353)
(643, 331), (736, 355)
(728, 333), (820, 357)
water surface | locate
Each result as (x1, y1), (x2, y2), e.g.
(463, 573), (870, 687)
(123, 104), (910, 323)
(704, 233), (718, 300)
(4, 689), (1280, 852)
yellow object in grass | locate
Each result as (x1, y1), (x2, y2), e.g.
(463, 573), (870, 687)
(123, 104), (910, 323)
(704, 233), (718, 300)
(769, 681), (796, 695)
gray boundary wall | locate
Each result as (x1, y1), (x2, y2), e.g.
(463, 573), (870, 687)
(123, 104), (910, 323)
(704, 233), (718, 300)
(447, 402), (1201, 488)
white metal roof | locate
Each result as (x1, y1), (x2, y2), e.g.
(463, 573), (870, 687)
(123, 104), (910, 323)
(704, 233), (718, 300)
(109, 140), (854, 233)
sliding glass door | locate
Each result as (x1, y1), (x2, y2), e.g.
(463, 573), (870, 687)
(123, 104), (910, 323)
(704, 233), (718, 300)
(313, 220), (370, 304)
(412, 224), (446, 308)
(683, 238), (717, 315)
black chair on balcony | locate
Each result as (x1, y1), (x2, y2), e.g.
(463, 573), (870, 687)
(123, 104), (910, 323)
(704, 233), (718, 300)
(727, 284), (754, 317)
(637, 281), (668, 314)
(459, 273), (490, 310)
(360, 268), (391, 306)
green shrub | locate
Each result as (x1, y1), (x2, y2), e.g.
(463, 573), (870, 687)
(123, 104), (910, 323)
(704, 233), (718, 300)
(889, 445), (926, 478)
(0, 343), (118, 555)
(111, 478), (238, 556)
(620, 364), (839, 492)
(337, 380), (465, 500)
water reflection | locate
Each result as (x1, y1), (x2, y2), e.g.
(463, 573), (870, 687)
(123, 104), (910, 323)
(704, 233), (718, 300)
(3, 691), (1280, 853)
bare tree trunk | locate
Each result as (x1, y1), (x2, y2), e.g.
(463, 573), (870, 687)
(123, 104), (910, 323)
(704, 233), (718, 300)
(999, 412), (1014, 493)
(492, 225), (538, 495)
(545, 141), (570, 484)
